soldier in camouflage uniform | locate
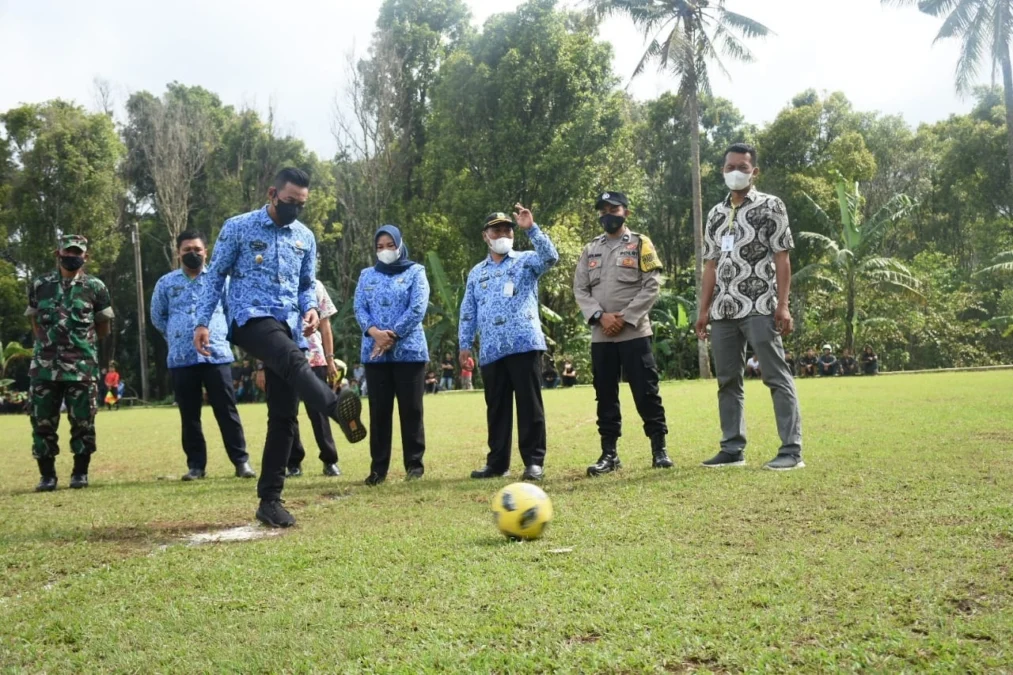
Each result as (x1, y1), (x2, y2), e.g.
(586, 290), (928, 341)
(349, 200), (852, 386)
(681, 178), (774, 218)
(25, 234), (114, 492)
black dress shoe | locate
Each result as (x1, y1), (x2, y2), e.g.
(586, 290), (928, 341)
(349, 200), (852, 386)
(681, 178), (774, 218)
(235, 462), (256, 478)
(521, 465), (544, 482)
(470, 465), (510, 479)
(286, 466), (303, 478)
(35, 476), (58, 492)
(69, 474), (89, 489)
(364, 472), (386, 486)
(323, 463), (342, 477)
(256, 500), (296, 528)
(181, 468), (206, 482)
(405, 467), (424, 481)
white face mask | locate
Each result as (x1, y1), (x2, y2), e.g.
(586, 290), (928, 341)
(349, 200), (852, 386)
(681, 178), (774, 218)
(488, 236), (514, 255)
(724, 170), (753, 191)
(377, 249), (400, 265)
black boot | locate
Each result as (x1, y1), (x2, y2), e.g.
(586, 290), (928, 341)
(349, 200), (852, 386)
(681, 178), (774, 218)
(651, 435), (673, 469)
(587, 438), (622, 477)
(36, 458), (57, 492)
(71, 454), (91, 488)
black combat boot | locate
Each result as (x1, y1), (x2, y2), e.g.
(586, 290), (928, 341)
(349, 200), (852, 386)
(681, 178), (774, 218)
(36, 457), (57, 492)
(70, 454), (91, 488)
(587, 438), (622, 477)
(651, 435), (674, 469)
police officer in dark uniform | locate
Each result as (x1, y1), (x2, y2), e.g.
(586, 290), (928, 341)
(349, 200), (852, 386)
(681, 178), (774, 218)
(574, 191), (671, 475)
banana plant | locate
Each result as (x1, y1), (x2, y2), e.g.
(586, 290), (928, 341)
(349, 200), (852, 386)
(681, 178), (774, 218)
(1, 340), (33, 391)
(797, 179), (922, 352)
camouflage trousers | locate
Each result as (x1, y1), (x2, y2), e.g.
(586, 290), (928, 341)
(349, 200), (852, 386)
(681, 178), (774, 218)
(30, 379), (98, 459)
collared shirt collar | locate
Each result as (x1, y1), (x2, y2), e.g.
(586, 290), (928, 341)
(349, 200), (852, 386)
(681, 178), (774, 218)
(482, 250), (518, 266)
(723, 187), (758, 208)
(180, 267), (207, 281)
(598, 231), (632, 244)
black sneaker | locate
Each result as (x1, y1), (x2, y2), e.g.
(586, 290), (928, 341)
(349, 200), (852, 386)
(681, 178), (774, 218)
(650, 435), (674, 469)
(286, 466), (303, 478)
(35, 476), (58, 492)
(701, 451), (746, 468)
(69, 474), (89, 489)
(521, 465), (544, 482)
(764, 454), (805, 471)
(235, 462), (256, 478)
(405, 467), (424, 481)
(323, 463), (342, 477)
(182, 468), (206, 482)
(256, 500), (295, 528)
(470, 465), (510, 479)
(364, 472), (386, 486)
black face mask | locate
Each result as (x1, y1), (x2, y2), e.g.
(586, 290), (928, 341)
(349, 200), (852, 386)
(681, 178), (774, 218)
(273, 199), (303, 226)
(182, 252), (203, 270)
(59, 255), (85, 271)
(599, 214), (626, 234)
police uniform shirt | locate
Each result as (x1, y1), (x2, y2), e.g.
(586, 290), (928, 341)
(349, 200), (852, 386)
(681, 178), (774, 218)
(573, 230), (663, 343)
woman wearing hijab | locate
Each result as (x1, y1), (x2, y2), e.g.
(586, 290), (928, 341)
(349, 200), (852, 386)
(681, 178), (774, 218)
(354, 225), (431, 485)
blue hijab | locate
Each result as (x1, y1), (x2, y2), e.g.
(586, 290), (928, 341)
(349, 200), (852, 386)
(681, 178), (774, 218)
(373, 224), (416, 276)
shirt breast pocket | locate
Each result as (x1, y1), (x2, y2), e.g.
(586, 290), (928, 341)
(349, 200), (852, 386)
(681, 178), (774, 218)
(617, 264), (640, 284)
(588, 267), (602, 287)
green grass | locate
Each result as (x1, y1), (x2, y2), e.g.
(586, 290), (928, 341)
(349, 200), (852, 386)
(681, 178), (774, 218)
(1, 372), (1012, 673)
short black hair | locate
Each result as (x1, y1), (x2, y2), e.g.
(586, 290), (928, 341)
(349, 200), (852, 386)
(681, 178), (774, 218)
(176, 230), (207, 250)
(273, 167), (310, 191)
(725, 142), (758, 166)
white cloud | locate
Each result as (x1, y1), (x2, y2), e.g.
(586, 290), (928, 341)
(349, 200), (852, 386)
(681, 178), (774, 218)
(0, 0), (975, 157)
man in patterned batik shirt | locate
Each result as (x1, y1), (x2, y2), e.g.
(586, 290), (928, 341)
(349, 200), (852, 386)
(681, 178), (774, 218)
(26, 234), (113, 492)
(287, 278), (343, 478)
(150, 229), (254, 482)
(694, 143), (804, 471)
(194, 168), (365, 529)
(459, 205), (559, 482)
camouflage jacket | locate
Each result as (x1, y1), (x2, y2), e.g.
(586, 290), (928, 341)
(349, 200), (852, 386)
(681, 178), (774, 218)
(25, 271), (114, 382)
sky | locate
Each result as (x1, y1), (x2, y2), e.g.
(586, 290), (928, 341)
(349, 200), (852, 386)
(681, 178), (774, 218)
(0, 0), (975, 158)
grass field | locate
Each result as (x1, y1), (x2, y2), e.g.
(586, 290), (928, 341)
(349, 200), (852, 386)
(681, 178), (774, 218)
(1, 372), (1012, 673)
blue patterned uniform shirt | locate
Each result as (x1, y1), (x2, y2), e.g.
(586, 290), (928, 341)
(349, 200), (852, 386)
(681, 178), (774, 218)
(196, 206), (318, 349)
(459, 224), (559, 366)
(354, 265), (430, 364)
(151, 268), (233, 369)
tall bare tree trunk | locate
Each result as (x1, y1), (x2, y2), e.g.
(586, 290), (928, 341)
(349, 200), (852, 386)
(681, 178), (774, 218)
(686, 59), (712, 379)
(1001, 49), (1013, 189)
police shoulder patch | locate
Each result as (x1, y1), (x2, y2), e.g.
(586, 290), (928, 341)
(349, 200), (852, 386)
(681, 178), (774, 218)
(637, 234), (663, 273)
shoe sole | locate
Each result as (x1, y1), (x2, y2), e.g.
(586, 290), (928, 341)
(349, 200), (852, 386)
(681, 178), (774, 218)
(335, 389), (367, 444)
(470, 473), (511, 479)
(35, 486), (57, 493)
(256, 512), (295, 528)
(69, 483), (88, 489)
(764, 461), (805, 472)
(652, 463), (674, 469)
(701, 461), (747, 468)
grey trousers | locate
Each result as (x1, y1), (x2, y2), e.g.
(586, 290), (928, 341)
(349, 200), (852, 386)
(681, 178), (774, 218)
(711, 315), (802, 457)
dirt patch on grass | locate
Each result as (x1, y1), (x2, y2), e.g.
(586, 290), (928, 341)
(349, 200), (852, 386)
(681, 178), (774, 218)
(186, 525), (283, 545)
(84, 521), (239, 543)
(971, 431), (1013, 443)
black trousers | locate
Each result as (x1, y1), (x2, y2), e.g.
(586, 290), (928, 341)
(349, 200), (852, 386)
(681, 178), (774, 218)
(230, 318), (339, 501)
(289, 365), (339, 468)
(480, 350), (546, 472)
(591, 337), (667, 441)
(171, 364), (249, 470)
(364, 362), (426, 476)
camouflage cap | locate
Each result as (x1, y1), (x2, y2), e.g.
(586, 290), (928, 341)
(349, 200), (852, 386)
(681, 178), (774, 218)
(59, 234), (88, 253)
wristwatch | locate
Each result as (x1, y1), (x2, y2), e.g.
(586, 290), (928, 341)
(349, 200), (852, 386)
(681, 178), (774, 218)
(590, 310), (603, 325)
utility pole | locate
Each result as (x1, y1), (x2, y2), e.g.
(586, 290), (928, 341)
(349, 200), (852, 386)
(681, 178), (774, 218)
(132, 222), (150, 402)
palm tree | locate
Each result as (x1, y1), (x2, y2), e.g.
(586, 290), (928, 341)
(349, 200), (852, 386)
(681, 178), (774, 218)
(885, 0), (1013, 187)
(796, 180), (922, 351)
(591, 0), (772, 378)
(1, 340), (33, 392)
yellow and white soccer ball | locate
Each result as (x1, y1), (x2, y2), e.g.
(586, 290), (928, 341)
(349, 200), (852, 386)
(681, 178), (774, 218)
(491, 482), (554, 540)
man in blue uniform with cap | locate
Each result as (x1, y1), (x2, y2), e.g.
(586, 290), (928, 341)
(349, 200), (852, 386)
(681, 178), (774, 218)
(459, 204), (559, 482)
